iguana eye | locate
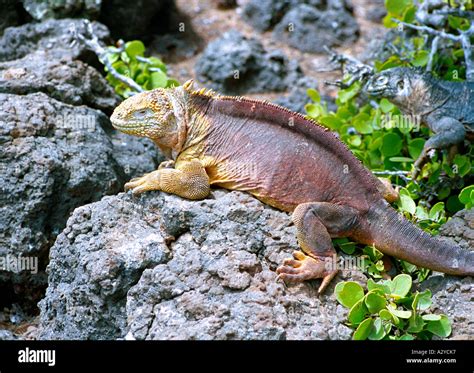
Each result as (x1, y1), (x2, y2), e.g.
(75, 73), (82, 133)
(397, 80), (404, 90)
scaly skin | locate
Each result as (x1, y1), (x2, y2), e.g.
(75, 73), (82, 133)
(111, 81), (474, 294)
(365, 67), (474, 178)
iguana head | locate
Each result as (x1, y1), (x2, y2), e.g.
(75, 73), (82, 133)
(111, 85), (187, 154)
(364, 67), (427, 107)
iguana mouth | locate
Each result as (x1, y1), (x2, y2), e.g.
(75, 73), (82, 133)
(110, 115), (141, 130)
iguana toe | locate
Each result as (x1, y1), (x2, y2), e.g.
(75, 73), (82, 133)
(124, 172), (160, 195)
(276, 251), (336, 293)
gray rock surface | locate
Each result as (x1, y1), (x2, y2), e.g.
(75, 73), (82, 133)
(108, 132), (165, 179)
(38, 187), (473, 340)
(0, 329), (18, 340)
(0, 92), (122, 306)
(273, 3), (359, 53)
(195, 30), (303, 95)
(430, 208), (474, 339)
(0, 18), (110, 62)
(39, 190), (358, 340)
(0, 50), (119, 111)
(0, 92), (160, 310)
(22, 0), (102, 21)
(241, 0), (292, 32)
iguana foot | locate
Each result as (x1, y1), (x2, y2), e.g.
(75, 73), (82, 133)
(276, 251), (338, 294)
(124, 171), (160, 195)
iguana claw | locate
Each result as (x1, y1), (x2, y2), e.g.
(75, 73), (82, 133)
(276, 251), (338, 294)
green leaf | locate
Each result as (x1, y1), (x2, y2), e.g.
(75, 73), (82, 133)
(408, 138), (425, 160)
(149, 70), (168, 89)
(379, 309), (393, 321)
(412, 289), (432, 311)
(412, 50), (429, 67)
(167, 79), (180, 88)
(125, 40), (145, 58)
(353, 318), (373, 340)
(349, 135), (362, 147)
(391, 274), (412, 297)
(307, 88), (320, 103)
(403, 5), (416, 23)
(367, 279), (391, 294)
(305, 103), (322, 118)
(379, 98), (395, 113)
(398, 189), (416, 215)
(407, 313), (425, 333)
(148, 56), (167, 70)
(428, 202), (445, 221)
(399, 334), (415, 340)
(426, 315), (451, 338)
(338, 82), (360, 103)
(368, 318), (387, 340)
(381, 133), (403, 157)
(333, 238), (357, 255)
(422, 314), (441, 321)
(458, 185), (474, 206)
(353, 113), (373, 134)
(363, 246), (384, 262)
(365, 291), (387, 313)
(385, 0), (410, 16)
(388, 304), (412, 319)
(348, 298), (370, 325)
(335, 281), (365, 308)
(319, 115), (343, 130)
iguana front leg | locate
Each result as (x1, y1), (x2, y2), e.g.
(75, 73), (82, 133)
(124, 158), (210, 199)
(413, 116), (466, 178)
(277, 202), (360, 294)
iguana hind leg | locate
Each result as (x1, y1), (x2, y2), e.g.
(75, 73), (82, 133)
(124, 158), (210, 199)
(277, 202), (360, 294)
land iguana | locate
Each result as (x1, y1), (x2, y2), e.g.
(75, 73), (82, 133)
(365, 67), (474, 177)
(110, 81), (474, 293)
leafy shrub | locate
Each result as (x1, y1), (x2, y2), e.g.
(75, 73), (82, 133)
(104, 40), (179, 97)
(335, 275), (452, 340)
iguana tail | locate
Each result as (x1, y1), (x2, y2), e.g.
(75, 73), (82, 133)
(361, 200), (474, 276)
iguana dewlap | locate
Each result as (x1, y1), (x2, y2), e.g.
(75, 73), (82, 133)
(110, 81), (474, 293)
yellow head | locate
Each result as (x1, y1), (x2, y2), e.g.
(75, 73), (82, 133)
(110, 86), (187, 150)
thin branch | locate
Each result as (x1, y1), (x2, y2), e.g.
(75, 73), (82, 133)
(426, 35), (439, 72)
(393, 19), (458, 41)
(373, 170), (412, 182)
(393, 18), (474, 80)
(70, 20), (144, 93)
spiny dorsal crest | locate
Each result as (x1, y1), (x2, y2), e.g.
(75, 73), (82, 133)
(183, 79), (219, 98)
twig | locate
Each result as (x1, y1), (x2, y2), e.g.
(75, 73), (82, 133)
(393, 18), (474, 80)
(70, 20), (144, 93)
(427, 35), (439, 72)
(373, 170), (412, 182)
